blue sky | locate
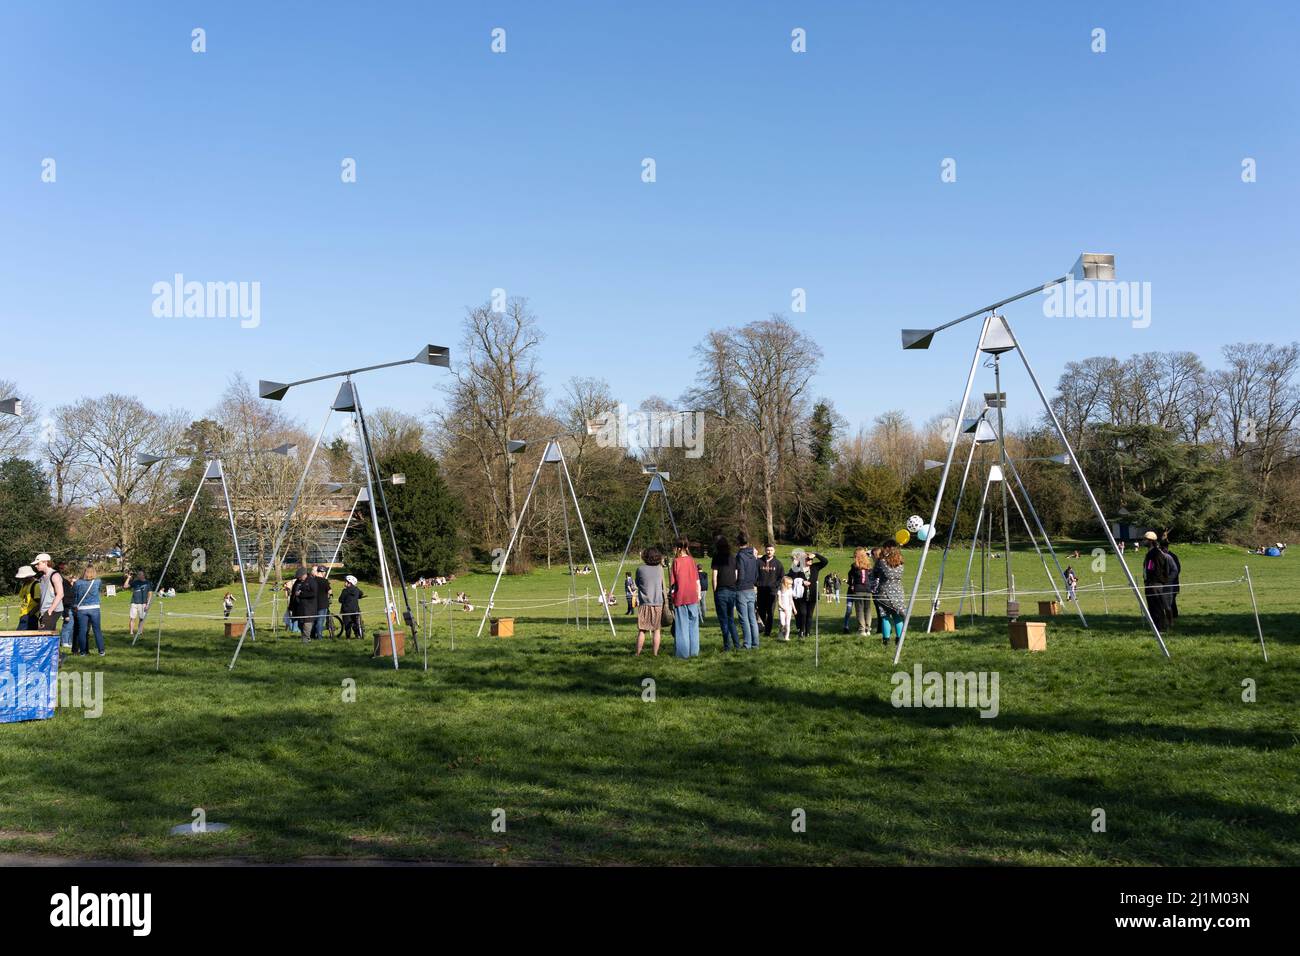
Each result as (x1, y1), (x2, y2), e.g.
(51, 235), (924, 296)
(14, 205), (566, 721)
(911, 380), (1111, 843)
(2, 1), (1296, 439)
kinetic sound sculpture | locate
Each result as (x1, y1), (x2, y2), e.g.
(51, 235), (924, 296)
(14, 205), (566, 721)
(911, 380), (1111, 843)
(895, 254), (1168, 663)
(475, 431), (618, 638)
(242, 345), (450, 670)
(133, 443), (295, 668)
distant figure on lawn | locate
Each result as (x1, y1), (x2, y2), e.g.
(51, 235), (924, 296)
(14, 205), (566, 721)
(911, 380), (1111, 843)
(1064, 566), (1078, 603)
(1141, 531), (1172, 629)
(340, 575), (364, 639)
(1160, 535), (1181, 628)
(624, 572), (637, 615)
(872, 542), (906, 648)
(222, 592), (235, 618)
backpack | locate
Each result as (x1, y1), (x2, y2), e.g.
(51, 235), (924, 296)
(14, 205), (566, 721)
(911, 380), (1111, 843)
(791, 575), (805, 600)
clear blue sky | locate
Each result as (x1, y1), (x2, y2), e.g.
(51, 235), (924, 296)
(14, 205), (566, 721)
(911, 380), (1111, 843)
(2, 1), (1296, 439)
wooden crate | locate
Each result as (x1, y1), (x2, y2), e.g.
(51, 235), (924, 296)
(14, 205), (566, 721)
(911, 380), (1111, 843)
(929, 612), (957, 632)
(374, 629), (405, 657)
(224, 621), (245, 638)
(1009, 620), (1047, 651)
(1038, 600), (1060, 616)
(491, 617), (515, 637)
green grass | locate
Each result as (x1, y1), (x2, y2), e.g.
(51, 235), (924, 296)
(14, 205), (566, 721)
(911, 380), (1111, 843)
(1, 542), (1297, 865)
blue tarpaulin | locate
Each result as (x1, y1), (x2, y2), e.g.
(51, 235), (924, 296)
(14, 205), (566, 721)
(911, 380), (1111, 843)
(0, 632), (60, 723)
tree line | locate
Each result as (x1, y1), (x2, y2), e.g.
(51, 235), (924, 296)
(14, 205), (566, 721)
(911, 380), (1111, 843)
(2, 305), (1295, 592)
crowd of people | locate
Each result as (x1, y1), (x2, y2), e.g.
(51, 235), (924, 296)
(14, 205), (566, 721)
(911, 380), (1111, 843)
(627, 534), (912, 658)
(10, 553), (108, 656)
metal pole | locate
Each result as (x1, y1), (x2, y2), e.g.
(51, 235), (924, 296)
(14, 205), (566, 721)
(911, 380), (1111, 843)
(1244, 565), (1268, 662)
(351, 400), (401, 670)
(607, 480), (654, 623)
(134, 473), (205, 646)
(1100, 574), (1109, 613)
(324, 488), (363, 576)
(927, 430), (980, 631)
(1004, 453), (1087, 627)
(895, 314), (993, 664)
(557, 446), (617, 637)
(957, 471), (993, 618)
(1005, 480), (1067, 609)
(1002, 316), (1169, 657)
(219, 465), (258, 671)
(476, 451), (546, 637)
(993, 355), (1015, 614)
(353, 383), (421, 654)
(559, 471), (578, 626)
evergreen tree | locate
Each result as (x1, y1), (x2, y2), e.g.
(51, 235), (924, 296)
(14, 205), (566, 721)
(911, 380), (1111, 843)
(0, 458), (68, 594)
(342, 450), (460, 579)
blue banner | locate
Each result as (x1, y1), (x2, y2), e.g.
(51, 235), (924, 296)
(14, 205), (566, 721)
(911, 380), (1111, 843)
(0, 633), (60, 723)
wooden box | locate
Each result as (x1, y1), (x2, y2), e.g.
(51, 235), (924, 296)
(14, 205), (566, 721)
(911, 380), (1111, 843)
(224, 621), (245, 638)
(929, 612), (957, 632)
(374, 629), (406, 657)
(1009, 620), (1046, 651)
(1038, 600), (1060, 616)
(491, 617), (515, 637)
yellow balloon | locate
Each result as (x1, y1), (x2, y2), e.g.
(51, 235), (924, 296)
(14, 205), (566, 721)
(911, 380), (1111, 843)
(895, 529), (911, 546)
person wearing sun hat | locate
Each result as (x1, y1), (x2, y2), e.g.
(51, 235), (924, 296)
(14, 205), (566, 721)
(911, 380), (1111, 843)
(1141, 531), (1170, 629)
(14, 565), (40, 630)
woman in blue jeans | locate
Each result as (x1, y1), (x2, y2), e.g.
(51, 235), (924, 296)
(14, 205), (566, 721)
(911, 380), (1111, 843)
(710, 535), (740, 650)
(70, 565), (105, 656)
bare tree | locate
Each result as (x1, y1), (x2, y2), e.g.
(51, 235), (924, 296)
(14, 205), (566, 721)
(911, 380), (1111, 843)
(0, 379), (36, 460)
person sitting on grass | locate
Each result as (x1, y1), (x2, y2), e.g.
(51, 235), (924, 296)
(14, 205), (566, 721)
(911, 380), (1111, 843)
(634, 546), (665, 657)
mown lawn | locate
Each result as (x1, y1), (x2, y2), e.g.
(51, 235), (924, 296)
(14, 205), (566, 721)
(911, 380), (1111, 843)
(1, 542), (1296, 864)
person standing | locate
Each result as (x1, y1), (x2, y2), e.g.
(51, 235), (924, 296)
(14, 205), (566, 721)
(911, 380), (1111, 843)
(339, 575), (365, 639)
(788, 549), (828, 638)
(710, 535), (740, 651)
(70, 566), (105, 656)
(312, 566), (332, 638)
(222, 592), (235, 618)
(669, 537), (702, 659)
(634, 547), (665, 657)
(845, 548), (875, 636)
(126, 570), (152, 638)
(290, 568), (315, 641)
(756, 544), (783, 637)
(33, 553), (65, 633)
(1064, 566), (1079, 603)
(14, 566), (40, 630)
(873, 542), (906, 647)
(776, 576), (795, 641)
(624, 573), (637, 615)
(1141, 531), (1169, 630)
(734, 532), (760, 650)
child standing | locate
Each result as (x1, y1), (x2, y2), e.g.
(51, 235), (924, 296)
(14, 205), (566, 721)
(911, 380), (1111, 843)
(1064, 566), (1078, 603)
(222, 592), (235, 618)
(777, 576), (795, 642)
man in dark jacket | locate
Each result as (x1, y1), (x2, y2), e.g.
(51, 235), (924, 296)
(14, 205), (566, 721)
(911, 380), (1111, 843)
(734, 532), (761, 649)
(1160, 535), (1181, 629)
(289, 568), (316, 642)
(339, 574), (364, 639)
(756, 544), (784, 636)
(1141, 531), (1169, 630)
(311, 566), (332, 638)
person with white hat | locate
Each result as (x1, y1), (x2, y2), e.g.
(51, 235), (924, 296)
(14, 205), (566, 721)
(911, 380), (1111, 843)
(31, 553), (65, 632)
(13, 565), (40, 630)
(339, 574), (365, 640)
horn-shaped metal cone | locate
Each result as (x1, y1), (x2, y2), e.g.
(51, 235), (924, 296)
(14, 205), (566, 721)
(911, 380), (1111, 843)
(259, 380), (291, 401)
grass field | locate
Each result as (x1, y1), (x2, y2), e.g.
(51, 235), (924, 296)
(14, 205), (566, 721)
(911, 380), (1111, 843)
(1, 542), (1297, 865)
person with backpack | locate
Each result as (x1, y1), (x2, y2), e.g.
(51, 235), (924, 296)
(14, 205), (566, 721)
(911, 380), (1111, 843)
(710, 535), (740, 651)
(733, 531), (761, 649)
(33, 553), (65, 634)
(1141, 531), (1169, 629)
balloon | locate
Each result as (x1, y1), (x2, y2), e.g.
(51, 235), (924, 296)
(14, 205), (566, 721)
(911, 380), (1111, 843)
(906, 514), (923, 534)
(916, 524), (931, 542)
(895, 529), (911, 546)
